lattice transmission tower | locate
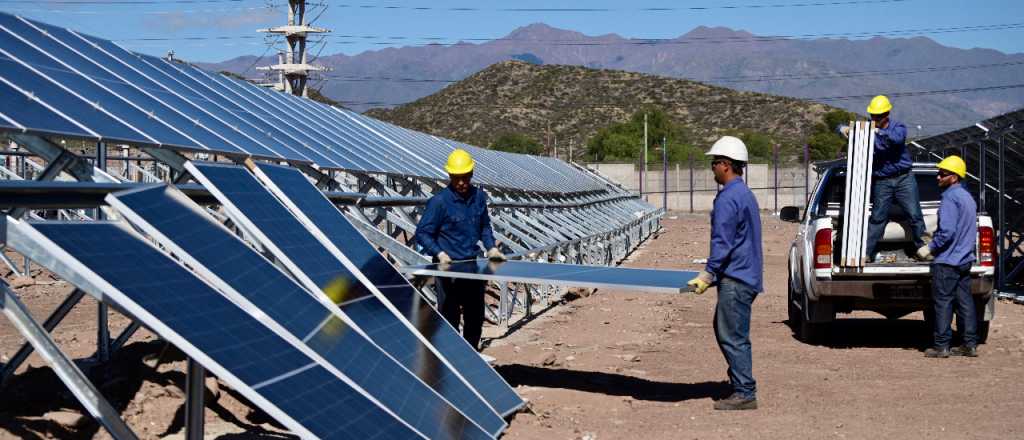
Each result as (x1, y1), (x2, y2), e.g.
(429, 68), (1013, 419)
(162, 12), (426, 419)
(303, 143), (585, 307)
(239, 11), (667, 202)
(258, 0), (329, 97)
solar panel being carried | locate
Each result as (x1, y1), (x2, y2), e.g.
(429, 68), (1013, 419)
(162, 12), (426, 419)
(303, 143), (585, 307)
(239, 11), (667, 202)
(5, 219), (423, 440)
(185, 161), (518, 428)
(249, 161), (526, 416)
(105, 185), (500, 439)
(401, 260), (698, 294)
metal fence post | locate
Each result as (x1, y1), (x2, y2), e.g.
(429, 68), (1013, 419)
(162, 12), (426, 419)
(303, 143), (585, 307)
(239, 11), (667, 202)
(804, 143), (810, 203)
(688, 153), (694, 213)
(95, 141), (110, 364)
(773, 144), (779, 214)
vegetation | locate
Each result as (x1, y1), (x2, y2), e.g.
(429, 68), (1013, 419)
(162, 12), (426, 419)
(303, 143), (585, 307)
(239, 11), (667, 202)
(367, 61), (837, 160)
(490, 133), (545, 155)
(807, 109), (861, 160)
(585, 107), (699, 163)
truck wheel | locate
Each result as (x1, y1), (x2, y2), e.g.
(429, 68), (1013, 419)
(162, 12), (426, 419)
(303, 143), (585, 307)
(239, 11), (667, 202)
(787, 276), (801, 331)
(789, 276), (828, 343)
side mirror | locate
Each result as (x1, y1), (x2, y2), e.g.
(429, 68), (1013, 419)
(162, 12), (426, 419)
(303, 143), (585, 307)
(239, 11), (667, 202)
(780, 206), (801, 223)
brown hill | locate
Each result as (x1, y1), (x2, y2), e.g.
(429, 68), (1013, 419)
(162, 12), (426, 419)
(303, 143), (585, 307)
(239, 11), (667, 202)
(366, 60), (836, 157)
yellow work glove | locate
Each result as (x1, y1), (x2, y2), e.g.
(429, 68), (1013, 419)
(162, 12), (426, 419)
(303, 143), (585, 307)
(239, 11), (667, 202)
(486, 247), (506, 261)
(687, 271), (714, 295)
(915, 245), (933, 262)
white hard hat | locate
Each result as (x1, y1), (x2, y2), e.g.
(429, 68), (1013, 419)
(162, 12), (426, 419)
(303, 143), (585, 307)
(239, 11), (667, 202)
(705, 136), (748, 162)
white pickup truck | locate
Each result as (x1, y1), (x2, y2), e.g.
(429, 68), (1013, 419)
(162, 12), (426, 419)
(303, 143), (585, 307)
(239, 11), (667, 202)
(780, 161), (996, 343)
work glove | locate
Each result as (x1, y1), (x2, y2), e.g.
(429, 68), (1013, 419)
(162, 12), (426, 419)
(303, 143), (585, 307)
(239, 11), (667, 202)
(837, 124), (850, 138)
(486, 247), (506, 261)
(915, 245), (933, 262)
(872, 127), (880, 135)
(686, 271), (714, 295)
(436, 251), (452, 268)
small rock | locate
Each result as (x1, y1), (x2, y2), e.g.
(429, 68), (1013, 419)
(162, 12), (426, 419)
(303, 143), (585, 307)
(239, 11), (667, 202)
(616, 354), (640, 362)
(44, 410), (81, 426)
(538, 353), (557, 366)
(581, 432), (597, 440)
(565, 355), (576, 362)
(10, 276), (34, 288)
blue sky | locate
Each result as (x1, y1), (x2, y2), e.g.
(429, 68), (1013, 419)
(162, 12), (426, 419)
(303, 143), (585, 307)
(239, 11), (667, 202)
(2, 0), (1021, 62)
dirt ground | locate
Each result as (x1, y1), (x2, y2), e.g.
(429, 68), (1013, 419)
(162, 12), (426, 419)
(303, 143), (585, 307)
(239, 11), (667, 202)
(2, 214), (1023, 439)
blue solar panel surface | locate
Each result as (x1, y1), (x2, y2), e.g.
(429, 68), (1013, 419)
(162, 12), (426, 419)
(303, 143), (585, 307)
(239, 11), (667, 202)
(108, 185), (495, 439)
(0, 11), (610, 193)
(28, 221), (421, 440)
(254, 162), (525, 416)
(188, 162), (508, 433)
(403, 260), (697, 294)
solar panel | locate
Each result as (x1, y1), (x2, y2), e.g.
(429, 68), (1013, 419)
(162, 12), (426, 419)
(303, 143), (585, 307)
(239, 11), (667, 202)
(185, 161), (510, 433)
(251, 161), (526, 416)
(106, 185), (497, 439)
(0, 11), (617, 194)
(9, 219), (423, 440)
(401, 260), (698, 294)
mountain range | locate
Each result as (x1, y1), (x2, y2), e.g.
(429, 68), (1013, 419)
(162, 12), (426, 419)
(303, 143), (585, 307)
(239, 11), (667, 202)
(203, 23), (1024, 136)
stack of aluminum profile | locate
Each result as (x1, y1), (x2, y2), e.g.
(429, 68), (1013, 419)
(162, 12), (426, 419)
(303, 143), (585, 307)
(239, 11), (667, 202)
(840, 121), (876, 267)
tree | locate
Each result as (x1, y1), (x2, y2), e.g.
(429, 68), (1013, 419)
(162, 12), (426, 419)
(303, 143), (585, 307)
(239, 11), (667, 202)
(585, 107), (697, 163)
(807, 109), (862, 160)
(490, 132), (544, 155)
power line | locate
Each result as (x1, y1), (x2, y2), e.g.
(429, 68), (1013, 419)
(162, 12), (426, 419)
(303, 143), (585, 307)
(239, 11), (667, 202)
(319, 0), (913, 12)
(333, 82), (1024, 108)
(314, 60), (1024, 85)
(110, 21), (1024, 44)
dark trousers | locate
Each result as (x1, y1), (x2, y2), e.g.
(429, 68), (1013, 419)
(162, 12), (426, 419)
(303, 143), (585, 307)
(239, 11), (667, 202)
(865, 172), (926, 258)
(714, 277), (759, 399)
(932, 262), (977, 349)
(438, 277), (487, 350)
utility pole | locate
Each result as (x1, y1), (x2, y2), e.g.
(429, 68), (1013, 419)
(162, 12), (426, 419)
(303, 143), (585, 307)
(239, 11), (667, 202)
(642, 113), (648, 198)
(662, 136), (668, 211)
(258, 0), (329, 97)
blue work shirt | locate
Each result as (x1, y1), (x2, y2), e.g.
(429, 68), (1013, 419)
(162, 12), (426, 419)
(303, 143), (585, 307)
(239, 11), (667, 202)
(705, 178), (764, 292)
(415, 185), (496, 261)
(872, 120), (912, 178)
(929, 183), (977, 266)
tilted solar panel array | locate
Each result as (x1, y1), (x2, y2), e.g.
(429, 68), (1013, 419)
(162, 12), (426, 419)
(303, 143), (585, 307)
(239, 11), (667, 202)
(0, 11), (608, 194)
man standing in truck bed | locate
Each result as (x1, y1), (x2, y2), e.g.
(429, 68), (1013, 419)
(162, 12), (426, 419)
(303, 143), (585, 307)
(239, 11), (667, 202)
(918, 155), (979, 358)
(844, 95), (928, 261)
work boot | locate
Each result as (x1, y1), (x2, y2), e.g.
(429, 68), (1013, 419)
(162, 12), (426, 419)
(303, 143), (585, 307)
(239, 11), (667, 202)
(713, 393), (757, 410)
(951, 345), (978, 357)
(924, 347), (950, 358)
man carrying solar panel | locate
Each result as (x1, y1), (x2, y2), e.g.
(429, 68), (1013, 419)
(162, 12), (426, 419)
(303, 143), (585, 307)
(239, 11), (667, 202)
(415, 149), (506, 352)
(686, 136), (763, 411)
(840, 95), (928, 262)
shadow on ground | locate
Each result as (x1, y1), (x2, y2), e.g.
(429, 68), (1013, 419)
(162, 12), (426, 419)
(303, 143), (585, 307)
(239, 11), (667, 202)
(785, 317), (934, 350)
(497, 364), (730, 402)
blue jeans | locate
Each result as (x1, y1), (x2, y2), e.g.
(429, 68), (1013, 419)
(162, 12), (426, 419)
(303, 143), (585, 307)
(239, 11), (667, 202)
(931, 262), (977, 349)
(865, 172), (926, 259)
(714, 277), (758, 399)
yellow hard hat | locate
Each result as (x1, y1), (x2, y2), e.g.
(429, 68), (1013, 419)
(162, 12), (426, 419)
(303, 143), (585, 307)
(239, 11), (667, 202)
(866, 95), (893, 115)
(445, 149), (474, 175)
(937, 155), (967, 178)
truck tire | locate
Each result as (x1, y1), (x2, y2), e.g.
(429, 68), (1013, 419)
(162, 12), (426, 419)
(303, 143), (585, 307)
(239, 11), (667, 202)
(789, 275), (828, 343)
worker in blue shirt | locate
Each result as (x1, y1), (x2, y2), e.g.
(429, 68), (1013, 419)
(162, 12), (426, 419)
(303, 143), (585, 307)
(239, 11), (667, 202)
(842, 95), (927, 261)
(415, 149), (505, 351)
(687, 136), (763, 411)
(917, 155), (979, 358)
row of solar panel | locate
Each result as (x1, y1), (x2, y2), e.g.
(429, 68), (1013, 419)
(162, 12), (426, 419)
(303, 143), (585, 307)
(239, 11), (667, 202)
(11, 161), (534, 438)
(0, 12), (604, 194)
